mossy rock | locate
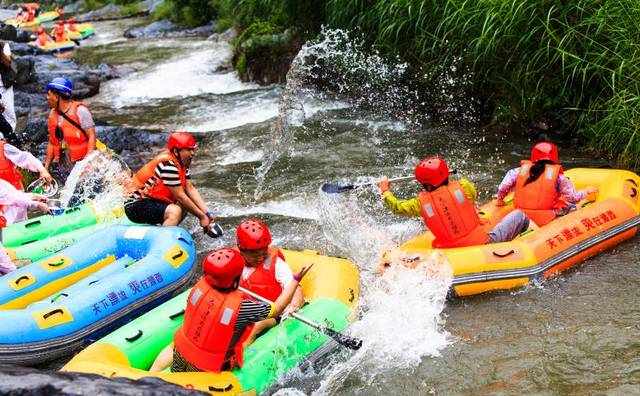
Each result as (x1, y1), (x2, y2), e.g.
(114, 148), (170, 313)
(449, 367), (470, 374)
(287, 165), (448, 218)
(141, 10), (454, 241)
(234, 28), (301, 85)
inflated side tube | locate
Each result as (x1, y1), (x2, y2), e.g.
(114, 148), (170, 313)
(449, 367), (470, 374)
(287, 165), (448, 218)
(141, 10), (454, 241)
(0, 225), (196, 365)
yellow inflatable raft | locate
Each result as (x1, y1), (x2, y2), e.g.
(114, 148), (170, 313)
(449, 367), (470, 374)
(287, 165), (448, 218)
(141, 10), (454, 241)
(383, 168), (640, 297)
(62, 249), (360, 395)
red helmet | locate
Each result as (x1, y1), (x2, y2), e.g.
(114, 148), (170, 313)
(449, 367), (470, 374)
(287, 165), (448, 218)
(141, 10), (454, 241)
(414, 156), (449, 186)
(531, 142), (559, 163)
(167, 131), (197, 151)
(202, 248), (245, 289)
(236, 218), (272, 250)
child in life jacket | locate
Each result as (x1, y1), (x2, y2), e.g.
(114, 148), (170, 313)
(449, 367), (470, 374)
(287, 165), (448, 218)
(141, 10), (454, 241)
(495, 141), (597, 226)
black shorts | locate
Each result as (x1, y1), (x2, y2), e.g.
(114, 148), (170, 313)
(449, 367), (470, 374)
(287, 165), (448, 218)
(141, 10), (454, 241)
(124, 198), (169, 225)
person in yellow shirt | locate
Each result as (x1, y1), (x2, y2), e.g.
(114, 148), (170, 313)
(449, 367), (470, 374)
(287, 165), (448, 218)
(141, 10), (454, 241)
(378, 156), (529, 247)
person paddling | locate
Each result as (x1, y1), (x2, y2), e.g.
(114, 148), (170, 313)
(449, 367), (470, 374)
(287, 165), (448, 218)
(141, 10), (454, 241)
(379, 156), (530, 247)
(125, 131), (215, 234)
(236, 218), (304, 345)
(150, 248), (311, 372)
(495, 141), (597, 226)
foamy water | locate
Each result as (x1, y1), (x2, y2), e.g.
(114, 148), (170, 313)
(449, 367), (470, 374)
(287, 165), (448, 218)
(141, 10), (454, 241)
(99, 41), (258, 108)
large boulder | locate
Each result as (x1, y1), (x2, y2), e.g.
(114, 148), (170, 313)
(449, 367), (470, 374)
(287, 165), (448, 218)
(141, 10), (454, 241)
(0, 364), (207, 395)
(75, 3), (122, 22)
(124, 20), (214, 39)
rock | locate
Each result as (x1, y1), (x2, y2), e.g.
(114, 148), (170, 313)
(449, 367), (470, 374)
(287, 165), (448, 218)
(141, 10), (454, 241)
(139, 0), (164, 14)
(208, 27), (238, 42)
(0, 364), (207, 395)
(63, 0), (85, 14)
(124, 19), (176, 38)
(13, 55), (35, 85)
(14, 28), (32, 43)
(75, 3), (122, 22)
(0, 23), (16, 41)
(124, 20), (215, 39)
(9, 42), (36, 56)
(236, 29), (302, 85)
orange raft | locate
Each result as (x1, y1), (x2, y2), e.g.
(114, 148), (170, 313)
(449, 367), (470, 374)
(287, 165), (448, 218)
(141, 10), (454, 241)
(383, 168), (640, 297)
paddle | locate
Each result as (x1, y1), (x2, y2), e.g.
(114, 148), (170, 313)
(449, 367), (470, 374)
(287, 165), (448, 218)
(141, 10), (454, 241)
(238, 286), (363, 350)
(321, 175), (414, 194)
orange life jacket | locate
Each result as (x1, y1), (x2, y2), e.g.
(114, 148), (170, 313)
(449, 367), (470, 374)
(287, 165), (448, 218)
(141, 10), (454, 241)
(36, 31), (51, 46)
(514, 160), (562, 226)
(239, 247), (286, 302)
(47, 102), (91, 163)
(173, 277), (253, 372)
(0, 142), (23, 191)
(132, 150), (187, 203)
(418, 181), (488, 248)
(53, 24), (67, 42)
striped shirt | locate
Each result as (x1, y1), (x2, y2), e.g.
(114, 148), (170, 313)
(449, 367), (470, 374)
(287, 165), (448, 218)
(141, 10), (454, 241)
(131, 159), (191, 200)
(222, 299), (273, 368)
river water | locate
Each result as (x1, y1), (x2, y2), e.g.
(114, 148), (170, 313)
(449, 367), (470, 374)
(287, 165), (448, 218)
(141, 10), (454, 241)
(18, 18), (640, 395)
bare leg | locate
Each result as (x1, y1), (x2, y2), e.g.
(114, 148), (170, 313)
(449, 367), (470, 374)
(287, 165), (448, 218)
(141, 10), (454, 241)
(149, 342), (174, 372)
(163, 204), (182, 226)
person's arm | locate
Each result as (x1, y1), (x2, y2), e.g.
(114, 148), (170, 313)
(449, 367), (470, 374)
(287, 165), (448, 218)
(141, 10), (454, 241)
(185, 180), (209, 215)
(167, 185), (209, 226)
(557, 174), (597, 204)
(77, 105), (96, 152)
(495, 168), (519, 204)
(382, 192), (422, 217)
(3, 144), (51, 182)
(274, 258), (304, 314)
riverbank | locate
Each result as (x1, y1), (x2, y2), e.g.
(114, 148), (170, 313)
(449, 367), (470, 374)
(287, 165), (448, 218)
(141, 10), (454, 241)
(153, 0), (639, 167)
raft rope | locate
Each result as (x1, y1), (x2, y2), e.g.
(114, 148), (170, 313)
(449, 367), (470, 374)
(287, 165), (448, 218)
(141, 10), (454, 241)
(452, 215), (640, 285)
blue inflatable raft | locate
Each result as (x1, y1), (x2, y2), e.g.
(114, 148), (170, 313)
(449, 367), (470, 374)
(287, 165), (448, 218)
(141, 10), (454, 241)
(0, 225), (196, 365)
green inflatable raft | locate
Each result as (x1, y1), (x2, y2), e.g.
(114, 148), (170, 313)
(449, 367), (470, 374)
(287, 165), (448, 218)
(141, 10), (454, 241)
(63, 249), (360, 395)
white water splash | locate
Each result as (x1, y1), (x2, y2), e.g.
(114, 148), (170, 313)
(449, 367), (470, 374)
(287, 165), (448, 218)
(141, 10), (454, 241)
(253, 28), (416, 200)
(58, 151), (131, 218)
(100, 41), (258, 108)
(313, 189), (452, 393)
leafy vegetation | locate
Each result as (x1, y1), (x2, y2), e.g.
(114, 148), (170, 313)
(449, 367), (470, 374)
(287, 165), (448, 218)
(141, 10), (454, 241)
(153, 0), (640, 166)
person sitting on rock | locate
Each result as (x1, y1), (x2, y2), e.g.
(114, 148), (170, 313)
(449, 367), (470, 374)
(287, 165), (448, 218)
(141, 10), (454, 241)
(125, 131), (214, 233)
(43, 77), (97, 184)
(149, 248), (310, 372)
(236, 218), (304, 344)
(379, 156), (530, 248)
(0, 132), (52, 192)
(35, 27), (53, 47)
(495, 141), (597, 226)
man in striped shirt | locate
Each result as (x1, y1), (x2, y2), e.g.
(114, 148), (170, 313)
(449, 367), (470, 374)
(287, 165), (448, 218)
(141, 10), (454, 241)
(125, 132), (213, 231)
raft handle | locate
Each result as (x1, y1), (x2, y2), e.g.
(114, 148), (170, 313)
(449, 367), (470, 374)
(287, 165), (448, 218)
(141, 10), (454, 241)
(631, 188), (638, 198)
(208, 384), (233, 393)
(125, 330), (143, 342)
(14, 275), (31, 285)
(177, 236), (193, 246)
(169, 310), (185, 320)
(88, 280), (99, 286)
(24, 220), (41, 228)
(171, 250), (184, 260)
(47, 259), (66, 267)
(18, 239), (38, 246)
(51, 293), (68, 303)
(64, 206), (81, 214)
(43, 309), (64, 320)
(492, 249), (515, 258)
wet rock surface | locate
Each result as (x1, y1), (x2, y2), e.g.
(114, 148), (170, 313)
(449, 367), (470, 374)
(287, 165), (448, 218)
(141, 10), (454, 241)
(0, 364), (207, 395)
(124, 20), (214, 39)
